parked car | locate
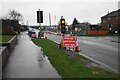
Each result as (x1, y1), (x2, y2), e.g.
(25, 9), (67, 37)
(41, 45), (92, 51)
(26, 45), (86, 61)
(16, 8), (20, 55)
(56, 32), (61, 36)
(31, 32), (36, 38)
(28, 30), (36, 38)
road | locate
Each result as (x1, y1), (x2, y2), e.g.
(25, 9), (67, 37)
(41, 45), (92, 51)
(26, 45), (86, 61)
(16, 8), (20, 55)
(46, 33), (118, 73)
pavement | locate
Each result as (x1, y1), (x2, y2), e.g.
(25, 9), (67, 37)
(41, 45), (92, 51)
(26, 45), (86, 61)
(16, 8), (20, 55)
(47, 33), (119, 73)
(3, 31), (61, 78)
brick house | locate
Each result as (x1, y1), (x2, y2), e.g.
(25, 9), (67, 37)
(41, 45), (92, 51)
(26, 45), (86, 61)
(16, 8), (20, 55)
(101, 9), (120, 33)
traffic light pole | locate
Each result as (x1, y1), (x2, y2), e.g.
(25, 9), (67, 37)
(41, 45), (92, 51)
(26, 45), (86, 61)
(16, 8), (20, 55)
(39, 9), (41, 31)
(60, 16), (66, 34)
(38, 9), (42, 39)
(49, 13), (51, 31)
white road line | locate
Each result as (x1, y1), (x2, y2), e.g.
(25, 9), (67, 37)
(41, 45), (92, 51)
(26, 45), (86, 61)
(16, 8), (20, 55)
(48, 34), (118, 73)
(78, 52), (118, 73)
(78, 40), (117, 50)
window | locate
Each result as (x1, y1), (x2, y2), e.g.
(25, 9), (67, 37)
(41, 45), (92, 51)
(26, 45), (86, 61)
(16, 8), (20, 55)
(108, 24), (112, 28)
(103, 20), (106, 23)
(116, 17), (118, 20)
(108, 17), (111, 20)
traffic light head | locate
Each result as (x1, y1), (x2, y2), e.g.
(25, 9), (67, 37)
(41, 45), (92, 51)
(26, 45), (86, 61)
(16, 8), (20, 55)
(61, 20), (65, 24)
(60, 19), (65, 27)
(60, 18), (66, 33)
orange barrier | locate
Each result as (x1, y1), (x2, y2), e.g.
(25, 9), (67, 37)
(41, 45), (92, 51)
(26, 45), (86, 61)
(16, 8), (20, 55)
(87, 30), (108, 35)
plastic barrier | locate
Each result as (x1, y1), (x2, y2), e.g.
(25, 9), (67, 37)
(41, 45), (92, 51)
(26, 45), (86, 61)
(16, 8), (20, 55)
(60, 34), (81, 52)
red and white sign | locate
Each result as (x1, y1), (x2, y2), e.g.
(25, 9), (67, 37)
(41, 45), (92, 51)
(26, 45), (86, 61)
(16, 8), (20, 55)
(63, 36), (76, 47)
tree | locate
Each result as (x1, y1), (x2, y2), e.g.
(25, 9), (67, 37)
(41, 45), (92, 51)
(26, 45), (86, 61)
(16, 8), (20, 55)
(8, 9), (23, 21)
(72, 18), (79, 30)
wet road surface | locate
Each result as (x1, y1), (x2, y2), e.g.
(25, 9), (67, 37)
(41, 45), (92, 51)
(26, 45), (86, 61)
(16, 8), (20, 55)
(3, 32), (61, 78)
(47, 33), (118, 73)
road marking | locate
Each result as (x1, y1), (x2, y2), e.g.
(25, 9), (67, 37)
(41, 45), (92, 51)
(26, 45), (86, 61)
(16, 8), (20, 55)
(78, 52), (118, 73)
(78, 40), (117, 50)
(48, 34), (118, 73)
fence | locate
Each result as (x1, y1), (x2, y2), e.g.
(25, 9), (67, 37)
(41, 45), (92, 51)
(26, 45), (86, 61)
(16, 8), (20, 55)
(87, 30), (108, 35)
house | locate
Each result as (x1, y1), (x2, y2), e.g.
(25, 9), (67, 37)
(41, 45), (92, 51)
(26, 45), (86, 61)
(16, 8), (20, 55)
(86, 24), (108, 35)
(89, 24), (101, 30)
(72, 22), (90, 35)
(101, 9), (120, 33)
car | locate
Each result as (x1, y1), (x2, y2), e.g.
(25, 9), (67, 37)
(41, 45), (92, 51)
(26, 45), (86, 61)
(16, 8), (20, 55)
(31, 32), (36, 38)
(28, 30), (36, 38)
(56, 32), (61, 36)
(48, 31), (52, 34)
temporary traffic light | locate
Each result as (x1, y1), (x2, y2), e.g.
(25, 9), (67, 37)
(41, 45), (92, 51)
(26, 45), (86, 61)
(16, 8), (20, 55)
(60, 18), (66, 33)
(60, 19), (65, 27)
(61, 19), (65, 24)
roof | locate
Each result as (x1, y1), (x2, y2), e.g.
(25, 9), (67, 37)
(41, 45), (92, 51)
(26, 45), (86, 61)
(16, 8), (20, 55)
(101, 9), (120, 18)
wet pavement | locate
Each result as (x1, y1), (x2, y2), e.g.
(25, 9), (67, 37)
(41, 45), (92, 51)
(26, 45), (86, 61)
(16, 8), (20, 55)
(3, 31), (61, 78)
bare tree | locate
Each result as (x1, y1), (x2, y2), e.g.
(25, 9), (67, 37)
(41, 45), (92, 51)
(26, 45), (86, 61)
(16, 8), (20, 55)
(8, 9), (23, 21)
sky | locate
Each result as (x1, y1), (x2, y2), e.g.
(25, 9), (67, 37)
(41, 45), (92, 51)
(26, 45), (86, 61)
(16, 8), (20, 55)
(0, 0), (119, 26)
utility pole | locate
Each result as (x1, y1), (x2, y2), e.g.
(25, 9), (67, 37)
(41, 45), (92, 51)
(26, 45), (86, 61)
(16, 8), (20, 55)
(49, 13), (51, 31)
(27, 20), (29, 26)
(55, 16), (56, 27)
(54, 16), (56, 31)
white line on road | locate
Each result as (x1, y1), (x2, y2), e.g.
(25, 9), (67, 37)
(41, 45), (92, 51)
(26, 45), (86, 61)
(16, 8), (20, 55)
(78, 52), (118, 73)
(78, 40), (118, 51)
(47, 34), (118, 73)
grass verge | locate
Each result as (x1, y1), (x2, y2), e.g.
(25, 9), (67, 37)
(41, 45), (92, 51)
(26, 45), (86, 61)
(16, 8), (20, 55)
(32, 38), (119, 79)
(0, 35), (13, 43)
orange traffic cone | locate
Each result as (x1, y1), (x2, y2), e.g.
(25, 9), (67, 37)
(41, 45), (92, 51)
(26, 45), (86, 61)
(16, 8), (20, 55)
(45, 36), (47, 39)
(45, 34), (47, 39)
(75, 46), (81, 52)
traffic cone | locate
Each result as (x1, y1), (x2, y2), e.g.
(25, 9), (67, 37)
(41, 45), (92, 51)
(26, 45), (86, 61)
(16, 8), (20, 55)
(45, 34), (47, 39)
(70, 34), (73, 36)
(75, 46), (81, 52)
(61, 33), (64, 36)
